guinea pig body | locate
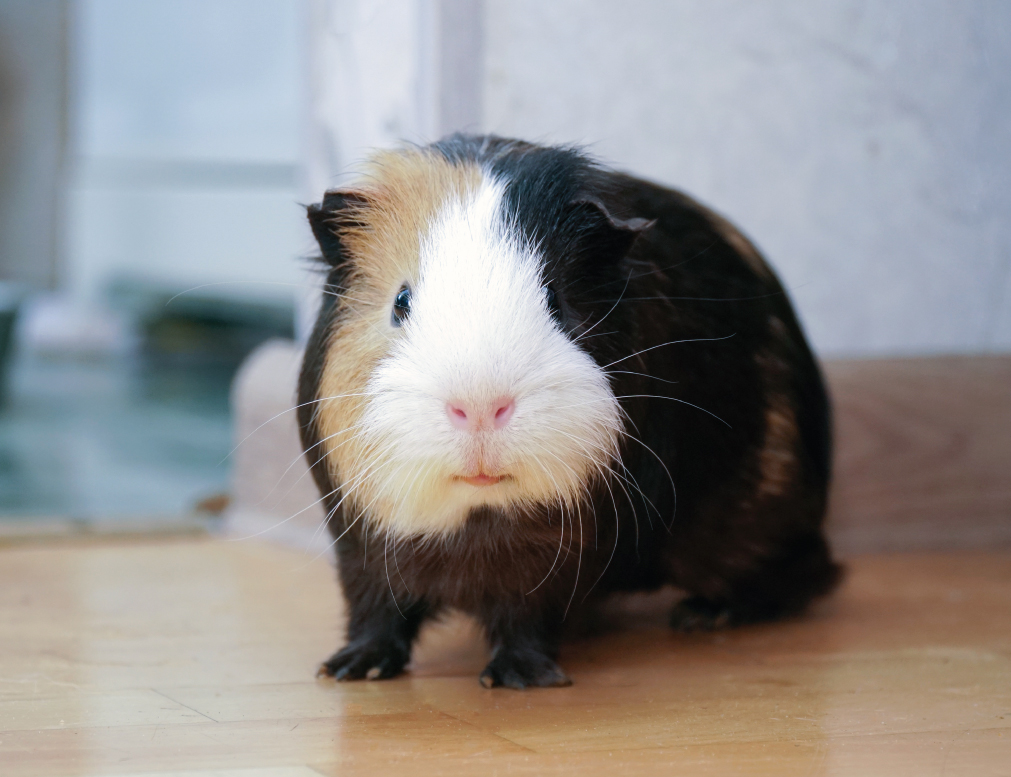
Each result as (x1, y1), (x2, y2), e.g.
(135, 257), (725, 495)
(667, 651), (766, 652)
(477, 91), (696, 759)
(298, 134), (840, 689)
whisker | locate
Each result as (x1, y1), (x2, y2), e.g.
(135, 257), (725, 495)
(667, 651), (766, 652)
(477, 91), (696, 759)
(525, 456), (569, 595)
(605, 370), (679, 386)
(619, 430), (678, 533)
(572, 272), (632, 345)
(223, 391), (378, 464)
(564, 499), (585, 620)
(613, 394), (732, 428)
(384, 532), (407, 619)
(601, 333), (736, 371)
(255, 419), (371, 509)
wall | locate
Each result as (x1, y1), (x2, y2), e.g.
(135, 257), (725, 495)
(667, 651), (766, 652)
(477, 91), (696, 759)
(0, 1), (68, 290)
(482, 1), (1011, 357)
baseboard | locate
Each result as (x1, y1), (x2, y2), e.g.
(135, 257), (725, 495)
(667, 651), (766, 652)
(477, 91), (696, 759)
(825, 355), (1011, 556)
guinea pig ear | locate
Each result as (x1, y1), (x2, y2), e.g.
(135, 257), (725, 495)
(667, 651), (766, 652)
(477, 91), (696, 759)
(306, 189), (372, 265)
(569, 197), (654, 260)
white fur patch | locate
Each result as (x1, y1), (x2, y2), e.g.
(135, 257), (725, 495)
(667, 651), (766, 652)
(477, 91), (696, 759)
(353, 174), (622, 536)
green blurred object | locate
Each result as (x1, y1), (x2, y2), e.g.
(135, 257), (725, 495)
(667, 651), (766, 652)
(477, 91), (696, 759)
(109, 278), (296, 410)
(1, 279), (295, 520)
(0, 283), (24, 402)
(142, 293), (295, 370)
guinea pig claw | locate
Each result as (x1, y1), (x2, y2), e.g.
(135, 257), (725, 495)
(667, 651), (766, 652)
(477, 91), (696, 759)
(479, 651), (572, 689)
(316, 641), (410, 682)
(669, 596), (735, 633)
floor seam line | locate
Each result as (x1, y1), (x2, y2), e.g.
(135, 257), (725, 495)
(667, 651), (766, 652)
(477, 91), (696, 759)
(150, 688), (220, 723)
(437, 709), (539, 754)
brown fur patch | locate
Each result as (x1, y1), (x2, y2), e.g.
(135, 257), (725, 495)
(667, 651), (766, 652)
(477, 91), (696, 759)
(705, 210), (771, 279)
(755, 332), (800, 498)
(314, 149), (483, 513)
(757, 397), (799, 498)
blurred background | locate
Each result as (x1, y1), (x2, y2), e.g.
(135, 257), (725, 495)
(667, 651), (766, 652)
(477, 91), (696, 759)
(0, 0), (1009, 536)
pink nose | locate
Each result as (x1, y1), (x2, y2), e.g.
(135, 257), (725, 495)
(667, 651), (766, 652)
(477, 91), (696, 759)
(446, 398), (515, 431)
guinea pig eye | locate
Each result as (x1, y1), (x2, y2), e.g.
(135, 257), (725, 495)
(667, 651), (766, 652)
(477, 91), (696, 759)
(391, 285), (412, 327)
(545, 284), (563, 325)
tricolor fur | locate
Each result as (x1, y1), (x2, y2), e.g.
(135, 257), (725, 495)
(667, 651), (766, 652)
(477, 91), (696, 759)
(299, 135), (840, 689)
(311, 150), (621, 537)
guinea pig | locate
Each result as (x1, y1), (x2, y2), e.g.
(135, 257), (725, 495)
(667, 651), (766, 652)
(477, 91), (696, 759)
(298, 134), (840, 689)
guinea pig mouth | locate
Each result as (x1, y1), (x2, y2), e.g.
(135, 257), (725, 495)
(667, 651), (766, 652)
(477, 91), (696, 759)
(455, 473), (511, 487)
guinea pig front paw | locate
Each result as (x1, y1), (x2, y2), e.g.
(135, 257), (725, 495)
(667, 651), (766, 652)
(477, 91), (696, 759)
(479, 648), (572, 690)
(317, 640), (410, 682)
(669, 596), (734, 632)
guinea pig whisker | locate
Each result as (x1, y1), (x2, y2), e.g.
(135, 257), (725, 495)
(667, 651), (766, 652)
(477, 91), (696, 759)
(595, 452), (658, 528)
(384, 457), (437, 541)
(591, 295), (664, 304)
(162, 278), (388, 323)
(617, 431), (678, 534)
(223, 391), (378, 465)
(605, 370), (680, 386)
(308, 456), (386, 549)
(311, 490), (353, 552)
(319, 285), (374, 306)
(229, 482), (343, 544)
(573, 330), (619, 343)
(309, 490), (347, 549)
(614, 394), (731, 428)
(604, 462), (643, 545)
(533, 423), (627, 513)
(589, 400), (656, 513)
(580, 466), (626, 603)
(255, 420), (371, 511)
(387, 524), (413, 597)
(564, 501), (586, 620)
(163, 279), (337, 306)
(369, 455), (433, 521)
(593, 292), (792, 304)
(521, 441), (600, 609)
(384, 533), (407, 619)
(613, 239), (718, 288)
(561, 238), (728, 306)
(591, 460), (619, 550)
(316, 441), (400, 537)
(572, 272), (632, 345)
(332, 298), (392, 341)
(601, 333), (737, 372)
(308, 458), (401, 565)
(352, 469), (412, 563)
(529, 417), (635, 532)
(525, 455), (569, 595)
(306, 462), (379, 548)
(556, 239), (715, 301)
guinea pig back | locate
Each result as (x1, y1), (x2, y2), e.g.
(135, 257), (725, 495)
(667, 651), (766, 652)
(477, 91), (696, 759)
(298, 134), (840, 689)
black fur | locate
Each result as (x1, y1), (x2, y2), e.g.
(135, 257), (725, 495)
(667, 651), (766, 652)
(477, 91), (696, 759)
(299, 135), (841, 690)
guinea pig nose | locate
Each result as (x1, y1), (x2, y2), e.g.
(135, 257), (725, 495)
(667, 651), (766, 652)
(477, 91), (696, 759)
(446, 398), (516, 431)
(447, 402), (470, 430)
(492, 398), (515, 429)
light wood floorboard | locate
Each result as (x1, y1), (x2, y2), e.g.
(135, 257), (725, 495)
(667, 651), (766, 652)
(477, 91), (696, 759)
(1, 538), (1009, 776)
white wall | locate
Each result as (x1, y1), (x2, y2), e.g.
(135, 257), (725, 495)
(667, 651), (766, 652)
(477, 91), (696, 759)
(303, 0), (483, 194)
(482, 1), (1011, 357)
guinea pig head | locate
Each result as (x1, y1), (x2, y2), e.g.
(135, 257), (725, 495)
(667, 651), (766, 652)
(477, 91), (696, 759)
(307, 149), (633, 538)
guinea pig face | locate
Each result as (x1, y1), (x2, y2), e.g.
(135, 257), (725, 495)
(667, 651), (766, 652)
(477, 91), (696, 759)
(313, 152), (623, 538)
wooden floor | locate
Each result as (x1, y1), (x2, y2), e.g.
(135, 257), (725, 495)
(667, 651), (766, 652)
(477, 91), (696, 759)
(1, 538), (1009, 776)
